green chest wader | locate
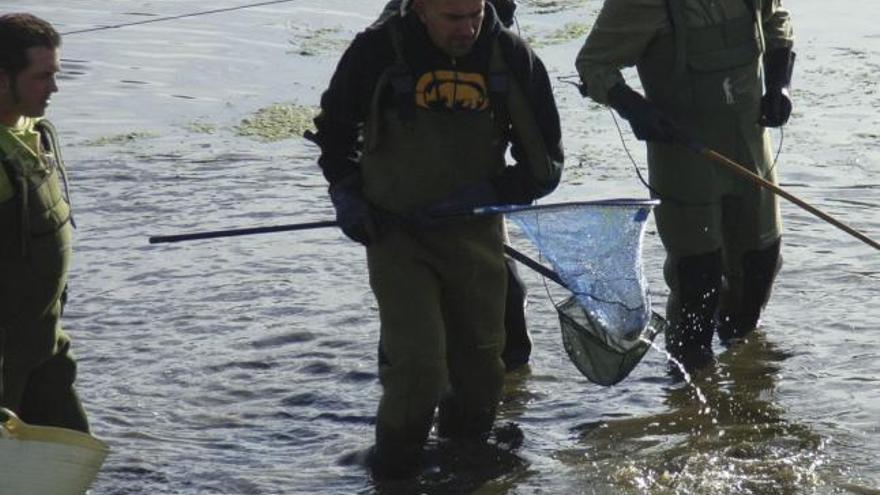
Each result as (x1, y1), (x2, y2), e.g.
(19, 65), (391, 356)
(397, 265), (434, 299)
(359, 21), (528, 470)
(636, 1), (782, 371)
(0, 120), (83, 431)
(637, 0), (780, 254)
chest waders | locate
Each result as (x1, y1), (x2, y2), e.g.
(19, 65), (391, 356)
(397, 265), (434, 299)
(640, 0), (766, 206)
(359, 17), (544, 477)
(638, 0), (782, 371)
(0, 120), (88, 433)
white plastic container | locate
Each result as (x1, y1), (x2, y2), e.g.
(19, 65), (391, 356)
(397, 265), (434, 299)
(0, 408), (108, 495)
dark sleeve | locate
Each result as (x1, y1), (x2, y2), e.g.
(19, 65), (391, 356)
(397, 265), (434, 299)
(493, 36), (564, 204)
(312, 33), (377, 186)
(574, 0), (667, 104)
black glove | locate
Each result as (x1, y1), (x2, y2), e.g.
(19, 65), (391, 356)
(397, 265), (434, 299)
(607, 83), (683, 143)
(329, 174), (379, 246)
(491, 0), (517, 28)
(760, 47), (796, 128)
(418, 180), (501, 222)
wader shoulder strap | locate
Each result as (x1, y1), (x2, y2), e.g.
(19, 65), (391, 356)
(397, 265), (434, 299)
(386, 15), (416, 122)
(34, 119), (75, 228)
(363, 15), (413, 152)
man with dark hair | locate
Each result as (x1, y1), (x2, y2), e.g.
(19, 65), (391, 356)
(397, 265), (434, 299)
(576, 0), (794, 373)
(0, 13), (90, 433)
(313, 0), (563, 478)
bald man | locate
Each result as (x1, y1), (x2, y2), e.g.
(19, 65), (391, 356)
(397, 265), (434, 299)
(312, 0), (563, 478)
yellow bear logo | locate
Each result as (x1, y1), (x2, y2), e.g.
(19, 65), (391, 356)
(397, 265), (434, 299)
(415, 71), (489, 111)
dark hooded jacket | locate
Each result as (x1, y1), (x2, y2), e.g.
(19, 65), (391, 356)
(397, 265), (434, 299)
(313, 4), (563, 205)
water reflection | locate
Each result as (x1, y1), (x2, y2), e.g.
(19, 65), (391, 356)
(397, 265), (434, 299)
(562, 333), (825, 494)
(59, 58), (90, 80)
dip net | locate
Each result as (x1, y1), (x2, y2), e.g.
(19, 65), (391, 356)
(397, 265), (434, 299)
(487, 200), (666, 386)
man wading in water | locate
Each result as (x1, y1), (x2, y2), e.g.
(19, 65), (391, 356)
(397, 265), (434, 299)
(0, 13), (90, 433)
(374, 0), (536, 373)
(311, 0), (563, 478)
(576, 0), (795, 373)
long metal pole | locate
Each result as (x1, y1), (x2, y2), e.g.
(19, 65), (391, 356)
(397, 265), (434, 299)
(148, 220), (337, 244)
(148, 219), (569, 288)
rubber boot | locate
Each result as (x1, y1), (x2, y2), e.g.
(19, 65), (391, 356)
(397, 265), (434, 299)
(436, 393), (497, 441)
(501, 257), (531, 371)
(369, 423), (426, 480)
(664, 251), (723, 373)
(369, 345), (441, 480)
(17, 339), (90, 434)
(718, 239), (781, 342)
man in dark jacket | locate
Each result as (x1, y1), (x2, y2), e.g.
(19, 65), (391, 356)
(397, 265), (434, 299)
(312, 0), (563, 478)
(375, 0), (534, 373)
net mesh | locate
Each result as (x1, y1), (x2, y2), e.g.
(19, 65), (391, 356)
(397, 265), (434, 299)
(504, 200), (664, 386)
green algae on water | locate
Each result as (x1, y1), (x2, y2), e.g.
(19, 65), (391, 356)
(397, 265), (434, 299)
(288, 25), (348, 57)
(235, 103), (317, 142)
(526, 22), (591, 48)
(519, 0), (586, 14)
(183, 121), (218, 134)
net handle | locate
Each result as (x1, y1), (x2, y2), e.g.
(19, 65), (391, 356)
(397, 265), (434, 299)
(475, 198), (660, 216)
(503, 244), (565, 287)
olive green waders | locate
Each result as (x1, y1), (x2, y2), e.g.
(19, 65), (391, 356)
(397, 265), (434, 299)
(638, 1), (782, 367)
(359, 43), (517, 478)
(363, 109), (509, 476)
(0, 120), (89, 433)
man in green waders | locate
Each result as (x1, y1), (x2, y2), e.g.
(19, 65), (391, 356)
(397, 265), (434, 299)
(0, 13), (90, 433)
(576, 0), (794, 372)
(374, 0), (534, 372)
(313, 0), (563, 478)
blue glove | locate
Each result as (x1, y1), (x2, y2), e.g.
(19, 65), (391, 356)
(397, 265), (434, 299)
(607, 83), (683, 143)
(760, 48), (796, 128)
(329, 174), (378, 246)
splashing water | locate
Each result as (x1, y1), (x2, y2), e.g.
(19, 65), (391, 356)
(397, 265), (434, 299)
(640, 337), (713, 419)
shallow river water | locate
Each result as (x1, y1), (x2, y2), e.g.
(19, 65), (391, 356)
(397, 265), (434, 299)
(3, 0), (878, 493)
